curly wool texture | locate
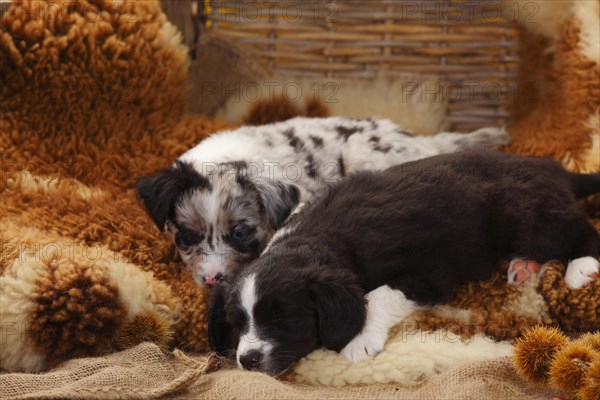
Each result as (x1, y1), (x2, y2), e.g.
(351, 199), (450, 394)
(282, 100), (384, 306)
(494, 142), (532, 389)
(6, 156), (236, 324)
(0, 0), (189, 138)
(0, 207), (183, 371)
(0, 220), (127, 371)
(0, 120), (224, 371)
(291, 320), (513, 387)
(0, 0), (230, 372)
(505, 1), (600, 174)
(412, 264), (553, 342)
(1, 0), (600, 386)
(539, 263), (600, 335)
(30, 253), (126, 368)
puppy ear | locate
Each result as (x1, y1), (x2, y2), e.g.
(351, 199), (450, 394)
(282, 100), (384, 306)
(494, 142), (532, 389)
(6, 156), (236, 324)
(207, 285), (234, 355)
(255, 178), (300, 229)
(308, 269), (366, 352)
(136, 161), (211, 231)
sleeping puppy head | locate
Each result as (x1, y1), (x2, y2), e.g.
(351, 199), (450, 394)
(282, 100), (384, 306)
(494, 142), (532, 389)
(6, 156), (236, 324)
(208, 249), (366, 375)
(136, 161), (300, 285)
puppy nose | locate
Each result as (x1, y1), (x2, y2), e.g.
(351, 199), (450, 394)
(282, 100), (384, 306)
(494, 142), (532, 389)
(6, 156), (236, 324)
(239, 350), (262, 370)
(204, 273), (225, 286)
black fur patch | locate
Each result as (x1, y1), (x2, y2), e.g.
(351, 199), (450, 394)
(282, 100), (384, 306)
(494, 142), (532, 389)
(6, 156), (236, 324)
(338, 156), (346, 177)
(223, 226), (259, 255)
(235, 170), (253, 189)
(309, 135), (324, 148)
(208, 286), (236, 355)
(306, 153), (318, 179)
(255, 179), (301, 229)
(207, 225), (214, 251)
(571, 172), (600, 198)
(136, 160), (212, 231)
(221, 160), (248, 171)
(374, 143), (392, 153)
(369, 134), (392, 152)
(336, 125), (363, 141)
(174, 227), (204, 250)
(283, 128), (303, 151)
(287, 150), (600, 304)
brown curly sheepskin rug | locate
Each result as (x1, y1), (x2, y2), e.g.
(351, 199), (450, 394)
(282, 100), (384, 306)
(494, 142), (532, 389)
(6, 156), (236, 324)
(0, 0), (598, 389)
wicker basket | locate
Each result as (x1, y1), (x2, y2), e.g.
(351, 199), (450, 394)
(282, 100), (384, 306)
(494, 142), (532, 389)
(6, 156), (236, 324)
(188, 0), (519, 131)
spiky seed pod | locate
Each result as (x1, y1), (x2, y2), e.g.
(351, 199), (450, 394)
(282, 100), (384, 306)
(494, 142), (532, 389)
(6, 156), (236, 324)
(117, 312), (173, 351)
(580, 333), (600, 353)
(578, 357), (600, 400)
(549, 342), (598, 395)
(514, 326), (568, 383)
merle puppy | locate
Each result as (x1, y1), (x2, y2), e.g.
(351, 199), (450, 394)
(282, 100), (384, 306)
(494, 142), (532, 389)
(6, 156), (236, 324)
(136, 117), (508, 285)
(208, 150), (600, 375)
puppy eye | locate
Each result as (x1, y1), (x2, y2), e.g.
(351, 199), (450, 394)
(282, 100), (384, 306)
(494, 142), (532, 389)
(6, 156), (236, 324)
(272, 312), (286, 323)
(176, 229), (202, 247)
(231, 226), (249, 241)
(270, 305), (287, 322)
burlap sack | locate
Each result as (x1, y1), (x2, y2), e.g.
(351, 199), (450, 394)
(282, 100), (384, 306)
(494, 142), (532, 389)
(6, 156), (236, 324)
(0, 343), (560, 400)
(0, 343), (205, 399)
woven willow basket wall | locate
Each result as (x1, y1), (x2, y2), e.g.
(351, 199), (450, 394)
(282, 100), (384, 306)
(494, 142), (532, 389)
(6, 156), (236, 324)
(198, 0), (519, 131)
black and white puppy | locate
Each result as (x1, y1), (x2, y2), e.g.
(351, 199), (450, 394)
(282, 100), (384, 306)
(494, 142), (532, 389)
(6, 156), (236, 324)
(136, 117), (508, 285)
(208, 150), (600, 375)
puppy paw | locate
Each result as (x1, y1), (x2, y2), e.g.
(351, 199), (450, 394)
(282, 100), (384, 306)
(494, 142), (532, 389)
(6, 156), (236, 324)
(340, 328), (387, 363)
(507, 258), (541, 285)
(565, 257), (599, 289)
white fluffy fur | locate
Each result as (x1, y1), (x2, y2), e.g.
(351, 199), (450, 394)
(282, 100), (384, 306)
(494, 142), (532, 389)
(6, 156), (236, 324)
(580, 111), (600, 173)
(237, 273), (273, 368)
(341, 285), (417, 363)
(503, 0), (571, 40)
(294, 321), (513, 387)
(180, 117), (508, 207)
(0, 244), (48, 373)
(105, 259), (180, 324)
(573, 0), (600, 63)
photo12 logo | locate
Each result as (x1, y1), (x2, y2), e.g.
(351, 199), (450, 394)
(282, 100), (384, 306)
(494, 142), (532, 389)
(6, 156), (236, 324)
(200, 81), (339, 104)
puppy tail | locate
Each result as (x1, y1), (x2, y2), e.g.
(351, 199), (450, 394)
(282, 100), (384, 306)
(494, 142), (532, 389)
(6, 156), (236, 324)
(570, 172), (600, 199)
